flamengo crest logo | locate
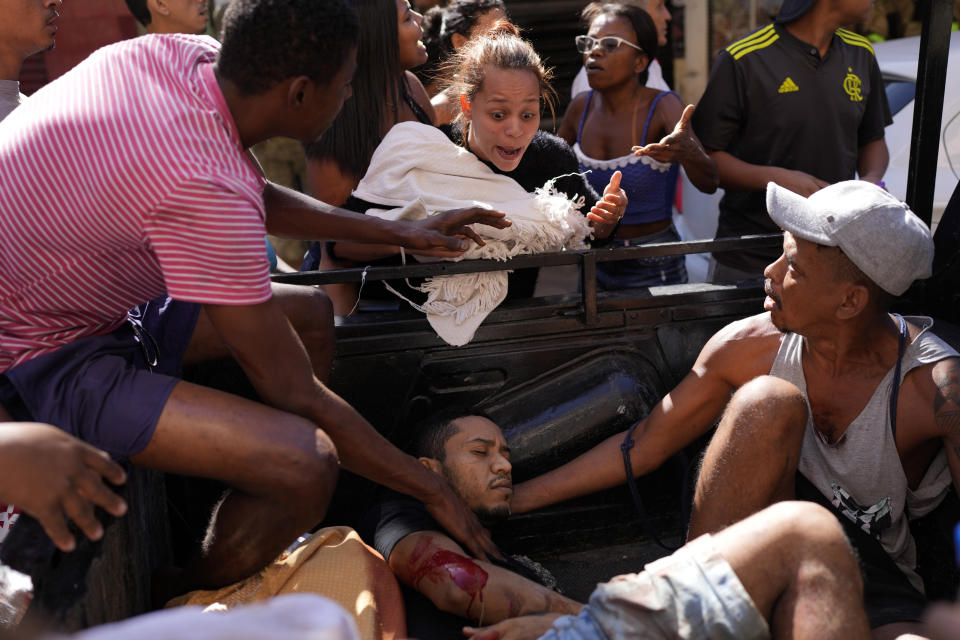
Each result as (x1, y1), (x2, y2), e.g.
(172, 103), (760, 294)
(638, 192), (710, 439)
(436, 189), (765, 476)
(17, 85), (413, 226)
(843, 67), (863, 102)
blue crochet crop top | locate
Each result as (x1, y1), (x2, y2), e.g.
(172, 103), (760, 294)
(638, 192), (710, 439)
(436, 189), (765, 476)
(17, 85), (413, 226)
(573, 90), (680, 226)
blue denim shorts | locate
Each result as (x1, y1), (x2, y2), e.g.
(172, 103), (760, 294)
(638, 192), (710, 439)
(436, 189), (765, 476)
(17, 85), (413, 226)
(0, 297), (201, 459)
(541, 534), (769, 640)
(596, 223), (688, 290)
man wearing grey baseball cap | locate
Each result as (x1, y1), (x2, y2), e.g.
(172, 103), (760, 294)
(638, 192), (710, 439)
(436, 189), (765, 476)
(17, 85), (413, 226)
(509, 180), (960, 637)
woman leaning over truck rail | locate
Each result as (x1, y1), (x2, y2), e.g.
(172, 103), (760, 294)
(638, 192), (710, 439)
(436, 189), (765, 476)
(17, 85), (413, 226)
(303, 21), (629, 318)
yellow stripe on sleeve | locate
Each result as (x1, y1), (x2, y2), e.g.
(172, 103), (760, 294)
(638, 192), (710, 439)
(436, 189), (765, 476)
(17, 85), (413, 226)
(726, 24), (776, 56)
(836, 28), (876, 54)
(731, 31), (780, 60)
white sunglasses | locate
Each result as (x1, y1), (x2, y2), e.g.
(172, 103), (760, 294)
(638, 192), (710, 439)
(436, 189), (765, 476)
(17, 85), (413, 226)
(575, 35), (645, 55)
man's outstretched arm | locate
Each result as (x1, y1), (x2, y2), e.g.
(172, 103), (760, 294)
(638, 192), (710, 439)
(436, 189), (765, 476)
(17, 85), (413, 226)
(510, 315), (780, 514)
(388, 530), (580, 624)
(262, 181), (511, 258)
(202, 297), (499, 562)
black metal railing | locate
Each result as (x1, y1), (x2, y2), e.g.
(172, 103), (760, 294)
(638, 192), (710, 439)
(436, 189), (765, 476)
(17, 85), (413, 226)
(273, 234), (783, 325)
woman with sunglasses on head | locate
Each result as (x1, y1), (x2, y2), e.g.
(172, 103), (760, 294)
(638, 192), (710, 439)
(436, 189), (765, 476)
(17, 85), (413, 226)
(558, 1), (718, 290)
(302, 0), (436, 313)
(440, 22), (625, 244)
(326, 21), (628, 314)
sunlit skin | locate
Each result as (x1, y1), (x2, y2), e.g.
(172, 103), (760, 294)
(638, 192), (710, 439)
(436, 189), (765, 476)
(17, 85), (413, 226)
(421, 416), (513, 523)
(643, 0), (671, 47)
(0, 0), (60, 80)
(762, 232), (858, 337)
(763, 233), (826, 335)
(430, 7), (507, 121)
(169, 0), (207, 34)
(146, 0), (208, 35)
(464, 67), (541, 173)
(561, 11), (717, 195)
(783, 0), (876, 55)
(465, 65), (627, 236)
(387, 415), (587, 627)
(582, 14), (648, 91)
(397, 0), (428, 70)
(462, 65), (628, 236)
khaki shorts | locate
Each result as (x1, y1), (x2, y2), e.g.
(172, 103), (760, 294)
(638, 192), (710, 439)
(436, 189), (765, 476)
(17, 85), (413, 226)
(541, 534), (770, 640)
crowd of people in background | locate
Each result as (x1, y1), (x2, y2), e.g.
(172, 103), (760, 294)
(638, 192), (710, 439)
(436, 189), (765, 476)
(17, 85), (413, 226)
(0, 0), (959, 638)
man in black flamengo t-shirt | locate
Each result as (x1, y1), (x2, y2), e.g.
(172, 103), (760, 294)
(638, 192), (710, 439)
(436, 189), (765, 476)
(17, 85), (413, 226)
(691, 0), (892, 280)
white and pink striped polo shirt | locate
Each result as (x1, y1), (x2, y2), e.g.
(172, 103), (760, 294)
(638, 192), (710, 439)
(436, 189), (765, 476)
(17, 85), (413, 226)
(0, 34), (273, 373)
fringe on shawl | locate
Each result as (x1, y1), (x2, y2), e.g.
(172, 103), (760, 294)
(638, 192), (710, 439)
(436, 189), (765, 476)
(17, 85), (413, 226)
(373, 173), (594, 346)
(409, 179), (590, 328)
(451, 179), (592, 263)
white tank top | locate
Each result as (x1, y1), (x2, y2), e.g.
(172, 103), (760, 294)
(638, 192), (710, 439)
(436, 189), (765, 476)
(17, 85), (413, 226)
(769, 316), (958, 592)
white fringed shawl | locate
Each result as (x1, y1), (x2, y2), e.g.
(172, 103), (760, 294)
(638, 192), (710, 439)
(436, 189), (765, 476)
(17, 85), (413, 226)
(353, 122), (591, 346)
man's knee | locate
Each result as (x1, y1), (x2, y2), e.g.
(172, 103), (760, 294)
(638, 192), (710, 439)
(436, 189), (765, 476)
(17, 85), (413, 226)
(260, 416), (339, 511)
(273, 283), (334, 335)
(291, 427), (338, 505)
(725, 375), (807, 437)
(762, 502), (844, 545)
(762, 502), (860, 581)
(730, 376), (806, 417)
(301, 286), (334, 333)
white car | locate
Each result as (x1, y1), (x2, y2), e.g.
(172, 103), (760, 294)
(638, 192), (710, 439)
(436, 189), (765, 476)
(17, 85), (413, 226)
(873, 30), (960, 225)
(677, 30), (960, 281)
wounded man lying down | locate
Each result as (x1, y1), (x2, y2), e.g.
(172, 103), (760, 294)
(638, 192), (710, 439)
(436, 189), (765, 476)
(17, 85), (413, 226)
(362, 407), (871, 640)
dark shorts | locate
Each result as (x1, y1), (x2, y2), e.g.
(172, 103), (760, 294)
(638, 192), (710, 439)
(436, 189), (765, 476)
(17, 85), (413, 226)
(795, 473), (927, 628)
(597, 224), (688, 290)
(0, 297), (201, 460)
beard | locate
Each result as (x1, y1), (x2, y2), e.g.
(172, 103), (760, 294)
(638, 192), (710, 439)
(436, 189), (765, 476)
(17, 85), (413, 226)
(764, 279), (792, 334)
(770, 312), (794, 336)
(442, 467), (512, 526)
(475, 502), (511, 526)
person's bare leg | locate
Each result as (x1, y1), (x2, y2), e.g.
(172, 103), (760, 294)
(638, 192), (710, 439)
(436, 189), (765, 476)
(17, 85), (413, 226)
(184, 282), (335, 383)
(688, 375), (807, 538)
(714, 501), (870, 640)
(316, 246), (360, 318)
(131, 381), (338, 591)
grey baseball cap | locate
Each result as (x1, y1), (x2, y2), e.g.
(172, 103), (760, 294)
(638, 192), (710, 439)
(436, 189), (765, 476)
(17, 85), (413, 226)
(766, 180), (933, 296)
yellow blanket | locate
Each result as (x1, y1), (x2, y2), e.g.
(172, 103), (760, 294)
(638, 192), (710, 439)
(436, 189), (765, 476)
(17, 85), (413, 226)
(167, 527), (405, 640)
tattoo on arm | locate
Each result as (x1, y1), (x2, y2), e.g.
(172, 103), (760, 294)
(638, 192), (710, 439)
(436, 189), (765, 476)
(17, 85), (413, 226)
(933, 363), (960, 459)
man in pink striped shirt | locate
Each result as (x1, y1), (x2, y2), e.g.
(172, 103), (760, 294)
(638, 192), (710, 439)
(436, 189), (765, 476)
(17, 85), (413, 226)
(0, 0), (507, 592)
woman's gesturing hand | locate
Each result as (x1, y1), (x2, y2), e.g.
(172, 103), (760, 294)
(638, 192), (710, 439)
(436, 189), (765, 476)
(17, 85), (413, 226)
(587, 170), (626, 239)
